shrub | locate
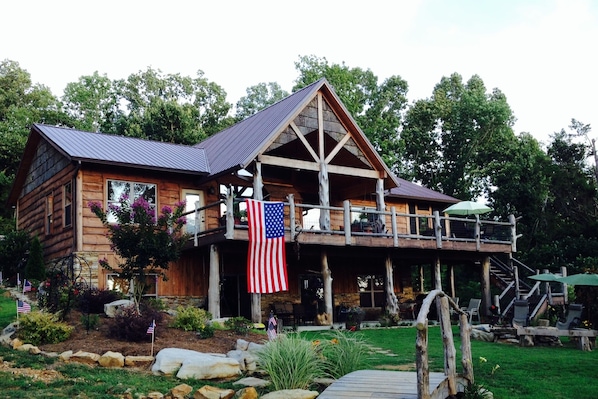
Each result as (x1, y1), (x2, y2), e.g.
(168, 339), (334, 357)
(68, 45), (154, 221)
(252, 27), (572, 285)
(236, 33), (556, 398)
(171, 306), (214, 338)
(77, 288), (124, 314)
(108, 304), (163, 342)
(257, 334), (326, 391)
(80, 313), (100, 330)
(144, 297), (168, 312)
(17, 311), (74, 345)
(318, 330), (371, 379)
(25, 235), (46, 281)
(224, 316), (252, 335)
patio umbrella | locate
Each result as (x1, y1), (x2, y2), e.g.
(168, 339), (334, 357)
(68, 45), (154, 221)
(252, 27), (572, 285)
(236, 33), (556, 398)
(442, 201), (493, 216)
(529, 273), (561, 282)
(556, 273), (598, 286)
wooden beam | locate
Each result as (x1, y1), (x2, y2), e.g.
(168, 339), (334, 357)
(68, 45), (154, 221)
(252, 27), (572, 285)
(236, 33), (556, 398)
(324, 132), (352, 164)
(290, 121), (319, 162)
(258, 154), (382, 179)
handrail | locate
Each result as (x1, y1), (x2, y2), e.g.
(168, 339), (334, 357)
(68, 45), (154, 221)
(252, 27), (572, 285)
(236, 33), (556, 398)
(415, 290), (473, 399)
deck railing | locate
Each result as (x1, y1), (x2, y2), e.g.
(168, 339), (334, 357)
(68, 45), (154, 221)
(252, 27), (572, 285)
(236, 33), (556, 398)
(185, 194), (518, 251)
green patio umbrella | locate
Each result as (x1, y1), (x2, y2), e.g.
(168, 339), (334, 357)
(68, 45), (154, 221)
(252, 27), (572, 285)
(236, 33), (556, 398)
(529, 273), (561, 282)
(556, 273), (598, 286)
(443, 201), (493, 216)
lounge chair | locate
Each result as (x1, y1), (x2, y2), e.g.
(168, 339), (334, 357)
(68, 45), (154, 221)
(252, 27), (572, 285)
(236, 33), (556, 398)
(556, 303), (583, 330)
(461, 298), (481, 324)
(512, 299), (530, 328)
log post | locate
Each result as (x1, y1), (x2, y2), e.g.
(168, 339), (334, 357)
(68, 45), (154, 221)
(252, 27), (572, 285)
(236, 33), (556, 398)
(385, 255), (399, 316)
(321, 250), (333, 320)
(208, 244), (220, 319)
(251, 163), (264, 324)
(224, 186), (234, 240)
(440, 296), (457, 395)
(460, 313), (473, 383)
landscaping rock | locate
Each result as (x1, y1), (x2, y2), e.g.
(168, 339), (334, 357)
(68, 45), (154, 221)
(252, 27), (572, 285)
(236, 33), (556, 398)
(99, 351), (125, 368)
(233, 387), (258, 399)
(104, 299), (135, 318)
(69, 350), (101, 365)
(152, 348), (241, 380)
(168, 383), (193, 398)
(260, 389), (320, 399)
(233, 376), (271, 388)
(193, 385), (235, 399)
(125, 355), (154, 368)
(15, 343), (41, 354)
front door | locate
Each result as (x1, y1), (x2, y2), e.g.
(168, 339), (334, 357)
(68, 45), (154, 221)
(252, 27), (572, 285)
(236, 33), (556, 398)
(220, 274), (251, 319)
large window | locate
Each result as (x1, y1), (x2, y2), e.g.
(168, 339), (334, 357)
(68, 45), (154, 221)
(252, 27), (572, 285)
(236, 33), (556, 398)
(63, 181), (72, 228)
(107, 180), (156, 223)
(358, 274), (385, 308)
(106, 273), (158, 298)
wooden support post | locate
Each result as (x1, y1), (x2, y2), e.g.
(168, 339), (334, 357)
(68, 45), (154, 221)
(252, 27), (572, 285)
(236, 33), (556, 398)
(439, 295), (457, 395)
(289, 194), (296, 241)
(434, 210), (442, 249)
(251, 164), (263, 324)
(321, 250), (333, 320)
(376, 178), (386, 227)
(475, 214), (481, 251)
(434, 256), (442, 291)
(208, 244), (220, 319)
(460, 313), (473, 383)
(391, 206), (398, 247)
(344, 200), (351, 245)
(481, 257), (491, 318)
(224, 186), (234, 240)
(385, 255), (399, 316)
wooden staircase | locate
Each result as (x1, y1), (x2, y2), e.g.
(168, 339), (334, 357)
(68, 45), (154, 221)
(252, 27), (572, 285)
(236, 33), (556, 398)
(490, 256), (548, 321)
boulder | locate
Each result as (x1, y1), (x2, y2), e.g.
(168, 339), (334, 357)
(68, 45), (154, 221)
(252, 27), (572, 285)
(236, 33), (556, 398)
(260, 389), (320, 399)
(168, 383), (193, 399)
(69, 350), (101, 365)
(227, 350), (258, 372)
(99, 351), (125, 368)
(104, 299), (135, 318)
(233, 387), (258, 399)
(233, 376), (271, 388)
(152, 348), (241, 380)
(15, 343), (41, 354)
(193, 385), (235, 399)
(125, 355), (155, 368)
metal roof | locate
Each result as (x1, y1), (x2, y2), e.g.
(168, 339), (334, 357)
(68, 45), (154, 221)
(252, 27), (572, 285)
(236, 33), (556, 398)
(197, 79), (323, 177)
(388, 177), (458, 204)
(34, 124), (210, 174)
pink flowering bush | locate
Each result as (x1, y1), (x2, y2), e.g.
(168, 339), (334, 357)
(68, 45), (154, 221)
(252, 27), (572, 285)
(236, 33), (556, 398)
(88, 196), (189, 312)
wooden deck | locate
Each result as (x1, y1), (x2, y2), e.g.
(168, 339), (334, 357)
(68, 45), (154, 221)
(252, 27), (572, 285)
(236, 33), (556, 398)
(318, 370), (464, 399)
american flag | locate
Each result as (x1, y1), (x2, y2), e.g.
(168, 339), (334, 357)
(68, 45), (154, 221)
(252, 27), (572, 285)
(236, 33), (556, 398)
(147, 320), (156, 334)
(267, 314), (278, 340)
(246, 199), (288, 294)
(23, 279), (32, 292)
(17, 300), (31, 314)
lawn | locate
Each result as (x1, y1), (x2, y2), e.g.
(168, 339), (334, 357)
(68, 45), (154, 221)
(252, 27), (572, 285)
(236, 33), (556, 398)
(1, 288), (597, 398)
(302, 326), (598, 399)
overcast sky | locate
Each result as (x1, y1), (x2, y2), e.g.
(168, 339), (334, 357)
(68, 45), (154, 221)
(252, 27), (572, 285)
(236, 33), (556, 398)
(2, 0), (596, 144)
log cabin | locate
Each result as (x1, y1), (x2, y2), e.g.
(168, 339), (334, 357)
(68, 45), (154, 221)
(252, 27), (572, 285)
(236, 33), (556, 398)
(8, 78), (518, 325)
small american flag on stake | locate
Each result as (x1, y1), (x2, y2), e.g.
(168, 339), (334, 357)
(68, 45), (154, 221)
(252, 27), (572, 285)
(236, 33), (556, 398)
(147, 320), (156, 334)
(23, 279), (32, 293)
(17, 300), (31, 314)
(246, 199), (288, 294)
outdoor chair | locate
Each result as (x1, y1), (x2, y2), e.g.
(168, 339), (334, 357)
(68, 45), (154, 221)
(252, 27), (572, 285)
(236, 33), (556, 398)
(556, 303), (583, 330)
(461, 298), (481, 324)
(512, 299), (530, 328)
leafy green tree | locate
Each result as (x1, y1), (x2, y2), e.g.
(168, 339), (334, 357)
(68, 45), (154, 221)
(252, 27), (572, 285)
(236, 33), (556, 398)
(24, 235), (46, 282)
(293, 55), (409, 172)
(0, 59), (71, 224)
(235, 82), (289, 120)
(0, 229), (30, 280)
(114, 67), (234, 143)
(400, 73), (516, 200)
(62, 71), (121, 133)
(88, 196), (189, 312)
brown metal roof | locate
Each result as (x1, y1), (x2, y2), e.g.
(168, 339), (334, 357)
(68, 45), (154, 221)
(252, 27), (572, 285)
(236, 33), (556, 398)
(387, 177), (458, 204)
(33, 124), (210, 174)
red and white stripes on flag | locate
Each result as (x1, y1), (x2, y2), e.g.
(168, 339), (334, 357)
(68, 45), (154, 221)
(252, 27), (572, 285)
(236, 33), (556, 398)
(246, 199), (288, 293)
(17, 300), (31, 314)
(147, 320), (156, 335)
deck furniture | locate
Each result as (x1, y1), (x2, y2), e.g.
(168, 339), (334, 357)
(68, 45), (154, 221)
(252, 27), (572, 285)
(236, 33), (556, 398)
(516, 325), (597, 351)
(556, 303), (583, 330)
(512, 299), (530, 327)
(461, 298), (481, 324)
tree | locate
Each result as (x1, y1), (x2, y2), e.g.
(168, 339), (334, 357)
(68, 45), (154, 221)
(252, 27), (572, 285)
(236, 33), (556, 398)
(62, 71), (121, 133)
(235, 82), (289, 120)
(23, 235), (46, 282)
(0, 229), (30, 280)
(400, 73), (516, 200)
(293, 55), (409, 172)
(113, 67), (234, 144)
(88, 196), (189, 312)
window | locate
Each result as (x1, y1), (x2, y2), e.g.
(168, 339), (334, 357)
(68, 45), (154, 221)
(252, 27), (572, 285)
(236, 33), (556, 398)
(358, 274), (385, 308)
(63, 181), (72, 228)
(45, 195), (53, 235)
(106, 273), (158, 298)
(107, 180), (156, 223)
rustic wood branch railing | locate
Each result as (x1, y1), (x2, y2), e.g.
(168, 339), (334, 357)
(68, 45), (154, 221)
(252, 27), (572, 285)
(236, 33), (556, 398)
(415, 290), (473, 399)
(187, 193), (517, 250)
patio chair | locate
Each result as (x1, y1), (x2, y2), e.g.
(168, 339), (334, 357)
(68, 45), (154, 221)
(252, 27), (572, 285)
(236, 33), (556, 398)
(556, 303), (583, 330)
(512, 299), (530, 328)
(461, 298), (481, 324)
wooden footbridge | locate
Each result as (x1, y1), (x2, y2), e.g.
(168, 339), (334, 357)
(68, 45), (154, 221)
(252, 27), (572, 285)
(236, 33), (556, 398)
(319, 291), (474, 399)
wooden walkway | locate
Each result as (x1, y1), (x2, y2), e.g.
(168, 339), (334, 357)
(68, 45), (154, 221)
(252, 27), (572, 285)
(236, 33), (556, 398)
(318, 370), (464, 399)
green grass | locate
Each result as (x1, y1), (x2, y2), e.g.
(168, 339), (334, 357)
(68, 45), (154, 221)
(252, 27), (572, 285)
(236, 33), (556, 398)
(305, 326), (598, 399)
(1, 288), (596, 398)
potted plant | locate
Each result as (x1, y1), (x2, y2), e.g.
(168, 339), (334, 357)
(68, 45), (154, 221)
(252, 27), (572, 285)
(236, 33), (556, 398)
(345, 306), (365, 331)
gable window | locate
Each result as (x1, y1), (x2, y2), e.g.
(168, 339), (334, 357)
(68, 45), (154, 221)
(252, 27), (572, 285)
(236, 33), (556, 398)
(358, 274), (385, 308)
(107, 180), (156, 223)
(45, 195), (53, 236)
(63, 181), (72, 228)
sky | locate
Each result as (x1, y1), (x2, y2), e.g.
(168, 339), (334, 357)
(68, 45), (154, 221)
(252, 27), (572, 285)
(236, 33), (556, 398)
(2, 0), (597, 144)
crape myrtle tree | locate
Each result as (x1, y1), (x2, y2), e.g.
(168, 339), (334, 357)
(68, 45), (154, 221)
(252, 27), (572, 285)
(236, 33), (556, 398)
(89, 196), (190, 313)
